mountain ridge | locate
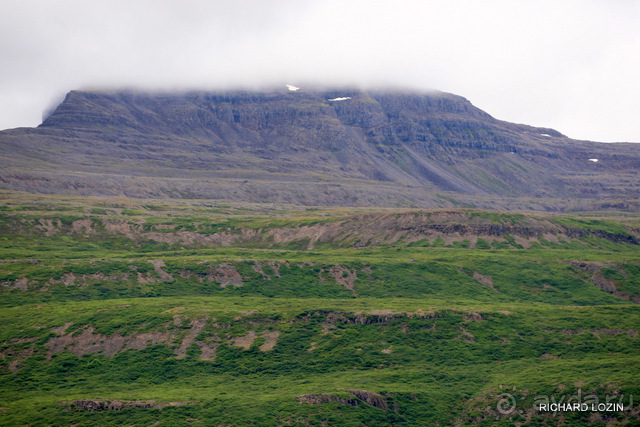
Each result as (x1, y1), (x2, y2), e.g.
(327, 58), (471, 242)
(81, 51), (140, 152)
(1, 86), (638, 211)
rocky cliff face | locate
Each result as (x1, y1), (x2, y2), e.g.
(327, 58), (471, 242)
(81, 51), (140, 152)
(1, 86), (639, 210)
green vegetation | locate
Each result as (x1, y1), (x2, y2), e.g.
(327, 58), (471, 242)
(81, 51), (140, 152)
(1, 192), (639, 425)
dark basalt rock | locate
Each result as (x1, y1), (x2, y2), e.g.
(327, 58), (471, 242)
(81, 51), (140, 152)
(1, 86), (639, 209)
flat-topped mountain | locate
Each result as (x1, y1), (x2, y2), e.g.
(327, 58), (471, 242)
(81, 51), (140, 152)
(1, 86), (638, 210)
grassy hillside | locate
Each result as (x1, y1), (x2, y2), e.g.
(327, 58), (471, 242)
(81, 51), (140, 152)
(1, 191), (639, 426)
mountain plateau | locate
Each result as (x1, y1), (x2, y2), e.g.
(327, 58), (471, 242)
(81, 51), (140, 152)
(1, 86), (638, 211)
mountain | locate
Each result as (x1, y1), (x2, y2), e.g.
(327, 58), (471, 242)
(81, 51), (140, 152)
(2, 88), (640, 425)
(1, 86), (639, 211)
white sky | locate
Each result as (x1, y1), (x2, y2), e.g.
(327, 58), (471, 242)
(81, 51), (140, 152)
(1, 0), (639, 142)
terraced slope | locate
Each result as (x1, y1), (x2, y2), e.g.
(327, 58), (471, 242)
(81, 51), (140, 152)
(1, 87), (639, 211)
(1, 192), (639, 425)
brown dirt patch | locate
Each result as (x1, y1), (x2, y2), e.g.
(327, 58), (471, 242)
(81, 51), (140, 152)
(197, 342), (219, 361)
(267, 261), (284, 278)
(153, 224), (176, 231)
(37, 218), (58, 236)
(591, 269), (617, 293)
(539, 353), (560, 360)
(252, 261), (270, 280)
(346, 390), (388, 410)
(104, 221), (139, 240)
(513, 235), (532, 248)
(137, 272), (156, 284)
(456, 327), (475, 342)
(49, 272), (77, 286)
(369, 310), (395, 316)
(52, 321), (74, 336)
(162, 306), (185, 314)
(172, 315), (183, 327)
(231, 330), (257, 350)
(591, 329), (637, 339)
(568, 261), (636, 303)
(122, 331), (171, 352)
(463, 311), (484, 322)
(259, 330), (281, 352)
(46, 327), (172, 359)
(297, 394), (358, 407)
(557, 328), (637, 338)
(205, 263), (244, 287)
(16, 277), (30, 290)
(472, 271), (495, 289)
(149, 259), (174, 282)
(6, 342), (36, 372)
(327, 265), (358, 296)
(45, 318), (220, 362)
(72, 219), (94, 234)
(175, 318), (208, 359)
(61, 400), (193, 412)
(46, 272), (122, 289)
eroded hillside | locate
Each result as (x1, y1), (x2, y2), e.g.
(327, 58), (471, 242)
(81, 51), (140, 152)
(1, 193), (639, 306)
(1, 87), (639, 210)
(1, 192), (639, 425)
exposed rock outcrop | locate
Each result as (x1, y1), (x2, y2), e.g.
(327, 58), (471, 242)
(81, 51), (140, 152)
(61, 400), (192, 412)
(2, 87), (639, 209)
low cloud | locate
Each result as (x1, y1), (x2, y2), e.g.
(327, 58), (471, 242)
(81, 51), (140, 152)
(1, 0), (639, 142)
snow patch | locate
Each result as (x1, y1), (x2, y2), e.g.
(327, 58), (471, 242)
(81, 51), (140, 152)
(540, 133), (552, 137)
(328, 97), (351, 102)
(588, 158), (599, 162)
(286, 85), (300, 92)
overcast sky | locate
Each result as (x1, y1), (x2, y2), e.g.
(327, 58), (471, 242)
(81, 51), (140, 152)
(1, 0), (639, 142)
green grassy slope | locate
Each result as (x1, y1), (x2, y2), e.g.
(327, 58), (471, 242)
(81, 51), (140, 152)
(1, 192), (639, 426)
